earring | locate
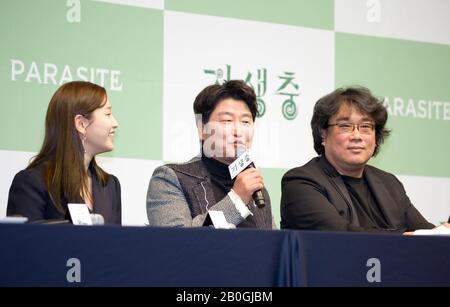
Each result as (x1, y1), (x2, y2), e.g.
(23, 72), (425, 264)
(82, 135), (87, 154)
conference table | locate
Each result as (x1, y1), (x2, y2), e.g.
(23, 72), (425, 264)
(1, 223), (449, 287)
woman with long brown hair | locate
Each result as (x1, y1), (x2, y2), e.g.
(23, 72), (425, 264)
(7, 81), (121, 224)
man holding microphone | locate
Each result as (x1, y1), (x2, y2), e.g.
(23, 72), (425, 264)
(146, 80), (274, 229)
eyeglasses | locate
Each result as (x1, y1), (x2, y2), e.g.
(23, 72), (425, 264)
(327, 122), (375, 134)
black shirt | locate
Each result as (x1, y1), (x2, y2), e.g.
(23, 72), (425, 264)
(201, 156), (257, 228)
(342, 175), (390, 231)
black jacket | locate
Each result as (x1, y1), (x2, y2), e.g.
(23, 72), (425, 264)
(281, 156), (434, 232)
(7, 166), (122, 224)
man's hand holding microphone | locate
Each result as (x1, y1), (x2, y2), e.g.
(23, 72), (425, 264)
(228, 148), (265, 208)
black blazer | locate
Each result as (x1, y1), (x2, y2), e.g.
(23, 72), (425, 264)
(7, 166), (122, 225)
(281, 156), (434, 232)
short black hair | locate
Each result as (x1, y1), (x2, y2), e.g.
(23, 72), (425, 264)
(193, 80), (258, 124)
(311, 86), (390, 156)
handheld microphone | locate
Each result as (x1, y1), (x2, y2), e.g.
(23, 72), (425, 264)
(247, 161), (265, 208)
(229, 147), (265, 208)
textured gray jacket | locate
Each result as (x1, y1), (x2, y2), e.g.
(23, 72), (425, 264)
(147, 157), (274, 228)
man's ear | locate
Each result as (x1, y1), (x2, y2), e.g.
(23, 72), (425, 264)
(196, 120), (205, 141)
(194, 113), (206, 141)
(320, 128), (327, 146)
(74, 114), (89, 134)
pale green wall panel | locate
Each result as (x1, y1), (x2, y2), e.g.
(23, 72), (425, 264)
(166, 0), (334, 30)
(0, 0), (164, 160)
(261, 168), (289, 228)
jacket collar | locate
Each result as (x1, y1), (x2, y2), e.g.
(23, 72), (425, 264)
(319, 155), (397, 228)
(318, 155), (360, 227)
(318, 155), (340, 178)
(169, 156), (209, 180)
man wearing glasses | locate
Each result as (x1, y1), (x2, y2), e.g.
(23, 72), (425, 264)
(280, 86), (436, 233)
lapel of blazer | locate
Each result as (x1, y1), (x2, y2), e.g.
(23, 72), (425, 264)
(170, 158), (217, 215)
(192, 178), (216, 214)
(318, 156), (360, 227)
(363, 166), (397, 227)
